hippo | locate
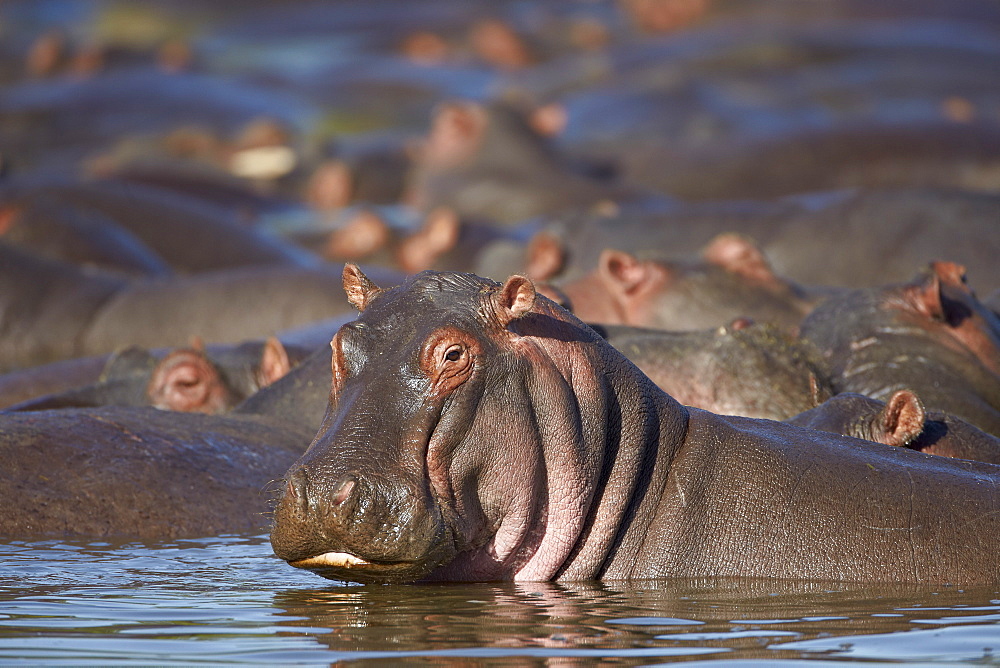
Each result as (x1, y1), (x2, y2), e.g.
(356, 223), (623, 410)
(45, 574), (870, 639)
(0, 178), (319, 273)
(270, 267), (1000, 585)
(0, 405), (313, 539)
(5, 338), (311, 414)
(0, 242), (400, 371)
(0, 198), (172, 278)
(799, 261), (1000, 437)
(403, 101), (637, 224)
(554, 234), (822, 332)
(595, 321), (832, 420)
(526, 189), (1000, 293)
(787, 390), (1000, 466)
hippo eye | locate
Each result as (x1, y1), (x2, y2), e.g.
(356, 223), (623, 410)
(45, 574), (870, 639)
(444, 346), (463, 362)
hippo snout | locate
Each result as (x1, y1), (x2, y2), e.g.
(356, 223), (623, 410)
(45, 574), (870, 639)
(270, 464), (455, 583)
(283, 469), (358, 517)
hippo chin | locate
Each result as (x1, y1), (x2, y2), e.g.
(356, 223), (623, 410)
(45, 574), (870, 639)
(270, 266), (1000, 585)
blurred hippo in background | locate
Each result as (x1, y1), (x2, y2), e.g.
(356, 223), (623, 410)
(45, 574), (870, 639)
(0, 178), (320, 273)
(528, 188), (1000, 293)
(800, 262), (1000, 436)
(596, 320), (831, 419)
(554, 234), (823, 332)
(270, 266), (1000, 585)
(0, 405), (313, 539)
(788, 390), (1000, 466)
(4, 338), (312, 414)
(0, 243), (398, 372)
(403, 100), (645, 224)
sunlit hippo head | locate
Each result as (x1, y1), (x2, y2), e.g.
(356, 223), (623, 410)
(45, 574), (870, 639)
(270, 263), (620, 583)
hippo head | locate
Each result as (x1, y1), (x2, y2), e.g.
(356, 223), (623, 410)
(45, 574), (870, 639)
(270, 265), (638, 583)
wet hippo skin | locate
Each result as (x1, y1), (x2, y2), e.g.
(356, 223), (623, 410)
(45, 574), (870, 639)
(270, 267), (1000, 585)
(0, 406), (313, 539)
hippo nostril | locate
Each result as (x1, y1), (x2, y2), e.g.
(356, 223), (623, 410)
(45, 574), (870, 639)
(330, 474), (358, 507)
(286, 468), (310, 513)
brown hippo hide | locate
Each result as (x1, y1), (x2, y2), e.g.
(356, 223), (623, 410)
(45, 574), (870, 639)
(270, 267), (1000, 586)
(787, 390), (1000, 466)
(800, 262), (1000, 436)
(0, 406), (313, 539)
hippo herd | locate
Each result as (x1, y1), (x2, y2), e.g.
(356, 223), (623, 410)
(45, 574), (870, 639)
(2, 0), (1000, 584)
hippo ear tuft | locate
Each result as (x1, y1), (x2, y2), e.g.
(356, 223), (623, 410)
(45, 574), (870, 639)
(343, 264), (383, 312)
(496, 275), (536, 325)
(878, 389), (926, 447)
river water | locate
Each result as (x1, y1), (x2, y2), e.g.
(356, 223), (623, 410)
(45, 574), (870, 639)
(1, 533), (998, 665)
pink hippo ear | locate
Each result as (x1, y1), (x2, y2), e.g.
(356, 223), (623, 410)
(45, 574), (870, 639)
(598, 249), (653, 295)
(256, 337), (292, 388)
(342, 264), (384, 312)
(325, 209), (391, 261)
(495, 275), (536, 326)
(396, 207), (461, 273)
(305, 160), (354, 212)
(702, 233), (776, 284)
(525, 230), (566, 282)
(877, 389), (926, 447)
(147, 348), (232, 414)
(529, 103), (567, 137)
(421, 101), (489, 169)
(909, 261), (969, 322)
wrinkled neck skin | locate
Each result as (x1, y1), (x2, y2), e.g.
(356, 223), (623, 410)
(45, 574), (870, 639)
(425, 298), (688, 582)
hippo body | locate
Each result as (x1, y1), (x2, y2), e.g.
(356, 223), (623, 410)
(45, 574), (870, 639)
(556, 235), (822, 332)
(0, 243), (399, 370)
(404, 101), (635, 224)
(0, 406), (312, 539)
(596, 322), (831, 420)
(0, 199), (172, 278)
(6, 338), (312, 414)
(799, 262), (1000, 436)
(1, 179), (319, 273)
(536, 189), (1000, 292)
(787, 391), (1000, 466)
(270, 268), (1000, 585)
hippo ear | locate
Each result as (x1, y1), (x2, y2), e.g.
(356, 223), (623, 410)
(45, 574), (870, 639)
(525, 231), (566, 281)
(256, 337), (292, 388)
(147, 348), (232, 414)
(305, 160), (353, 211)
(703, 233), (775, 283)
(326, 210), (391, 260)
(495, 275), (536, 325)
(877, 390), (926, 447)
(529, 103), (567, 137)
(599, 249), (650, 294)
(397, 207), (461, 273)
(0, 205), (21, 235)
(908, 261), (971, 322)
(422, 101), (488, 168)
(342, 264), (383, 312)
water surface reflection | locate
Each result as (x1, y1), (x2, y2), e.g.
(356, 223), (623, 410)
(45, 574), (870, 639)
(1, 534), (998, 664)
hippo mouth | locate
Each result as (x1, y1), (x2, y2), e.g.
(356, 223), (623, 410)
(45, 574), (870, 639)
(290, 551), (371, 569)
(288, 550), (435, 582)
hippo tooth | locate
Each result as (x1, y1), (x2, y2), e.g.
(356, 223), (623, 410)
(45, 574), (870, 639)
(291, 552), (370, 568)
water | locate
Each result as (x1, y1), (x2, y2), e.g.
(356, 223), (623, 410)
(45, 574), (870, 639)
(1, 534), (998, 665)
